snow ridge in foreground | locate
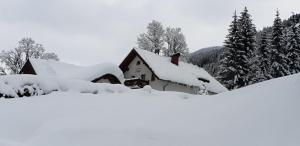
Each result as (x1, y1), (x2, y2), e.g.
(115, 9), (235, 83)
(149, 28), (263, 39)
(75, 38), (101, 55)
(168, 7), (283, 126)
(0, 73), (299, 146)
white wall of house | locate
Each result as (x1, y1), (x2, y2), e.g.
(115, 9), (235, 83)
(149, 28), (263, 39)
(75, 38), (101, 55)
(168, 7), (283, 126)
(150, 79), (199, 94)
(124, 56), (199, 94)
(124, 56), (153, 81)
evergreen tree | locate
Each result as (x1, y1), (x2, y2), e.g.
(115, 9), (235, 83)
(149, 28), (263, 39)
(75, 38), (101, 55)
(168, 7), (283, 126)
(234, 7), (257, 88)
(218, 11), (239, 89)
(269, 10), (290, 78)
(257, 31), (272, 80)
(286, 15), (300, 74)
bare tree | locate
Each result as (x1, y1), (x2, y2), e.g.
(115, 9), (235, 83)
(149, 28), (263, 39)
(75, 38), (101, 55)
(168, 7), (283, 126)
(137, 20), (165, 54)
(164, 27), (189, 58)
(137, 20), (189, 59)
(0, 37), (59, 74)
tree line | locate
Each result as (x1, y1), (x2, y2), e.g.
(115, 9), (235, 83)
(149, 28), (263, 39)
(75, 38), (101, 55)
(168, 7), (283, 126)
(219, 7), (300, 89)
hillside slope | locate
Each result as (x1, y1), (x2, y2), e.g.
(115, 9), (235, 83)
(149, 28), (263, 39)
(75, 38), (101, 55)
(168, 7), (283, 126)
(188, 46), (224, 77)
(0, 73), (299, 146)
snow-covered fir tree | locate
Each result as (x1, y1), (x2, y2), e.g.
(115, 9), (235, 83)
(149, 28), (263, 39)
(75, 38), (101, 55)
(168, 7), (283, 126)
(269, 10), (290, 78)
(286, 15), (300, 74)
(218, 11), (239, 89)
(164, 27), (189, 59)
(137, 20), (165, 54)
(235, 7), (257, 88)
(257, 30), (272, 80)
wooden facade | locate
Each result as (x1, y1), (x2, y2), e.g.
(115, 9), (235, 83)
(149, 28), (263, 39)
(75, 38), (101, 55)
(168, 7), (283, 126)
(19, 60), (37, 75)
(92, 74), (121, 84)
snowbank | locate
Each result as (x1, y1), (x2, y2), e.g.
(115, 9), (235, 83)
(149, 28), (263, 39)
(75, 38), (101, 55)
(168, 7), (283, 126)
(0, 73), (299, 146)
(0, 75), (129, 98)
(0, 81), (17, 98)
(29, 58), (125, 83)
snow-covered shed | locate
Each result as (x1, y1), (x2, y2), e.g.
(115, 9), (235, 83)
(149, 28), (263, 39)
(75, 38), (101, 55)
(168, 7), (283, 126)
(19, 59), (124, 84)
(119, 48), (228, 94)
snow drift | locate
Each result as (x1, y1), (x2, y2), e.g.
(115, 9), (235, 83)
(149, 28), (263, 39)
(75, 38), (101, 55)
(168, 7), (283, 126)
(0, 75), (129, 98)
(27, 58), (125, 83)
(0, 73), (299, 146)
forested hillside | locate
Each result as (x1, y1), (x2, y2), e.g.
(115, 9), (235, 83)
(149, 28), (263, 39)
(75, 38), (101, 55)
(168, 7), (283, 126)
(188, 46), (224, 77)
(189, 13), (300, 89)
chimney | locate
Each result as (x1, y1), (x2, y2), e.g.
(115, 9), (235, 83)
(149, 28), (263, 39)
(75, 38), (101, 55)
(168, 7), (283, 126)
(171, 53), (180, 66)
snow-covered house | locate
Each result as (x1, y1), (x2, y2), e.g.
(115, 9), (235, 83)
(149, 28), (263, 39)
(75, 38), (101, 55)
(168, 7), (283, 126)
(19, 59), (124, 84)
(119, 49), (228, 94)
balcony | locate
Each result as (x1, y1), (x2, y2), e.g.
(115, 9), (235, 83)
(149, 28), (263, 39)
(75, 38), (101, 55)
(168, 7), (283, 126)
(124, 78), (149, 89)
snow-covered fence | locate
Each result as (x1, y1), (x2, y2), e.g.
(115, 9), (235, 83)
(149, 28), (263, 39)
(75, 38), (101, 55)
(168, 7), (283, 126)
(0, 75), (129, 98)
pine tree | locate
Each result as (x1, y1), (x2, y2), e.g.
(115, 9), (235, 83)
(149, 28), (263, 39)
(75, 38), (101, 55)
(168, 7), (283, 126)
(218, 11), (239, 89)
(286, 15), (300, 74)
(235, 7), (257, 88)
(257, 31), (272, 80)
(269, 10), (290, 78)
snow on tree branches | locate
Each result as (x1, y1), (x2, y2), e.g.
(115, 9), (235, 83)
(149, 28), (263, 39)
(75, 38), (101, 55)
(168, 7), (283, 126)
(137, 20), (189, 58)
(269, 10), (290, 78)
(0, 37), (59, 75)
(164, 27), (189, 58)
(219, 8), (257, 89)
(218, 11), (239, 89)
(218, 8), (300, 90)
(257, 31), (272, 80)
(286, 15), (300, 74)
(137, 20), (165, 54)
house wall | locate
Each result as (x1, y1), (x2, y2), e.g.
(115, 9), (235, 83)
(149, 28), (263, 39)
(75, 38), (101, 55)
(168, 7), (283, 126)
(150, 79), (199, 94)
(19, 60), (36, 75)
(124, 56), (153, 81)
(124, 56), (199, 94)
(94, 78), (111, 84)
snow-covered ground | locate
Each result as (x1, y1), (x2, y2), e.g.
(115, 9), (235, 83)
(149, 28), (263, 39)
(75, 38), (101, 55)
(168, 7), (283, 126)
(0, 73), (299, 146)
(0, 75), (129, 98)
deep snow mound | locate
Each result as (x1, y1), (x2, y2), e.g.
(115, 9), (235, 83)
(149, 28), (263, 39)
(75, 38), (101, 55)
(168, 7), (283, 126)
(0, 74), (129, 98)
(28, 58), (125, 83)
(0, 73), (299, 146)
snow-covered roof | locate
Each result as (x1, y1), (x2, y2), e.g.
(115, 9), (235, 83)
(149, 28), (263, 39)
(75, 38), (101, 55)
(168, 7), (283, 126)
(131, 49), (228, 93)
(28, 59), (125, 83)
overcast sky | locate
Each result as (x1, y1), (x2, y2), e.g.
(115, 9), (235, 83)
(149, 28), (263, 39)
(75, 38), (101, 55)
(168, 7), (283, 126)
(0, 0), (299, 66)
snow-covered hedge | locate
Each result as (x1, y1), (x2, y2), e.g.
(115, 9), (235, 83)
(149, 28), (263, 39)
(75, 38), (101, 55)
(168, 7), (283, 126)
(0, 75), (129, 98)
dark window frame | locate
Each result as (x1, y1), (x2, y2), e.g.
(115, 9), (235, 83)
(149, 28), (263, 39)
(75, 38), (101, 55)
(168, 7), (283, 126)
(151, 73), (155, 81)
(141, 74), (146, 80)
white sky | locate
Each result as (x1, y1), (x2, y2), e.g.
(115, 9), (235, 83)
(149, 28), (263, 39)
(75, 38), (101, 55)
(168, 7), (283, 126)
(0, 0), (299, 65)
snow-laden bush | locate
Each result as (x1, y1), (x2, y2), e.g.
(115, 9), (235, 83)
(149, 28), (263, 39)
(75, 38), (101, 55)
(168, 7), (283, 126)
(0, 81), (17, 98)
(0, 75), (129, 98)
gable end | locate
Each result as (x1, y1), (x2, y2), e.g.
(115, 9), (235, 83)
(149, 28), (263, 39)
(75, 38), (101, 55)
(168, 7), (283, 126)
(19, 59), (37, 75)
(119, 49), (159, 79)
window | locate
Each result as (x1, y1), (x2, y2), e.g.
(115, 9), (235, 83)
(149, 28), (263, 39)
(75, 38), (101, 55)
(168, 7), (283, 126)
(136, 61), (141, 65)
(141, 74), (146, 80)
(151, 73), (155, 81)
